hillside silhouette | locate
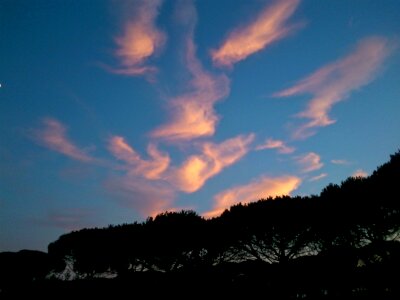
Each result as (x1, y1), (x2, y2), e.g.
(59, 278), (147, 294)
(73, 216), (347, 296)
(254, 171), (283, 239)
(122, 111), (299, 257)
(1, 151), (399, 299)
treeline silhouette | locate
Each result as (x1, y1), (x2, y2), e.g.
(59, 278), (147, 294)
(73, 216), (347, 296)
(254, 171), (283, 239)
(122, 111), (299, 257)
(1, 151), (399, 298)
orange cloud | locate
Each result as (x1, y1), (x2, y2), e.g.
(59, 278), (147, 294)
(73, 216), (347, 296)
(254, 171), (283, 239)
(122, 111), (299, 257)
(309, 173), (328, 182)
(33, 118), (93, 162)
(114, 0), (165, 76)
(275, 36), (394, 139)
(151, 1), (230, 141)
(108, 136), (169, 180)
(169, 134), (255, 193)
(296, 152), (323, 173)
(352, 169), (368, 178)
(108, 133), (255, 214)
(255, 138), (295, 154)
(204, 175), (301, 218)
(211, 0), (300, 67)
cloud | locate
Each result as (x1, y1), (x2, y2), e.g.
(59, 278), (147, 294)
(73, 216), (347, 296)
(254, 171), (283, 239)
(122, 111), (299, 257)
(107, 132), (254, 214)
(211, 0), (300, 68)
(204, 175), (301, 218)
(33, 118), (93, 162)
(113, 0), (166, 76)
(108, 136), (169, 180)
(168, 134), (255, 193)
(331, 159), (350, 165)
(255, 138), (295, 154)
(352, 169), (368, 178)
(296, 152), (323, 173)
(151, 1), (229, 141)
(274, 36), (394, 139)
(106, 135), (174, 217)
(105, 176), (175, 217)
(309, 173), (328, 182)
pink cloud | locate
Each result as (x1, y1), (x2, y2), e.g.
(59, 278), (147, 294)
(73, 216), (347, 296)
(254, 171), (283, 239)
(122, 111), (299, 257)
(309, 173), (328, 182)
(105, 176), (175, 217)
(255, 138), (295, 154)
(113, 0), (166, 76)
(211, 0), (300, 68)
(151, 1), (230, 141)
(107, 132), (255, 215)
(274, 36), (394, 139)
(296, 152), (323, 173)
(106, 135), (174, 217)
(33, 118), (93, 162)
(204, 175), (301, 218)
(168, 134), (255, 193)
(108, 136), (169, 180)
(352, 169), (368, 178)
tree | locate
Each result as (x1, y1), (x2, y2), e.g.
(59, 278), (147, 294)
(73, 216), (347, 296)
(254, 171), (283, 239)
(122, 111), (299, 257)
(135, 210), (207, 272)
(218, 196), (315, 264)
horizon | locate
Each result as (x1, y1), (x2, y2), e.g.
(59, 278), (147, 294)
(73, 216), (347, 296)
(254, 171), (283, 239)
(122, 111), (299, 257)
(1, 153), (397, 254)
(1, 0), (399, 252)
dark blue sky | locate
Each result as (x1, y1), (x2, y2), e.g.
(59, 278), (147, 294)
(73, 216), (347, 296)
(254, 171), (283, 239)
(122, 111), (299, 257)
(1, 0), (399, 251)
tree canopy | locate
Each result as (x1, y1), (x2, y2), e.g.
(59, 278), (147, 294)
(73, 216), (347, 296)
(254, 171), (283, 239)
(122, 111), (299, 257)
(1, 151), (399, 298)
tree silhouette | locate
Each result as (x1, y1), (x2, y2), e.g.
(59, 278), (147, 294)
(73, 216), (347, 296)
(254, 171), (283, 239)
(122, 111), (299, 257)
(136, 210), (206, 272)
(3, 150), (399, 298)
(217, 196), (315, 264)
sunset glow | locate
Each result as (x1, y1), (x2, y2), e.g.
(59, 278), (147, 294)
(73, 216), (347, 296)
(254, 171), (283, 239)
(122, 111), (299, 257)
(1, 0), (399, 251)
(211, 0), (300, 67)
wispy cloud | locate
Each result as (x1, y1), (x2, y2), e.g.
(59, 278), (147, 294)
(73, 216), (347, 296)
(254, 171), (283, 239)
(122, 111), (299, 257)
(107, 132), (254, 214)
(106, 135), (174, 217)
(255, 138), (295, 154)
(296, 152), (323, 173)
(169, 134), (255, 193)
(275, 36), (394, 139)
(113, 0), (165, 76)
(204, 175), (301, 218)
(105, 176), (175, 217)
(309, 173), (327, 182)
(152, 1), (229, 141)
(352, 169), (368, 178)
(33, 118), (93, 162)
(108, 136), (169, 180)
(211, 0), (300, 68)
(331, 159), (350, 165)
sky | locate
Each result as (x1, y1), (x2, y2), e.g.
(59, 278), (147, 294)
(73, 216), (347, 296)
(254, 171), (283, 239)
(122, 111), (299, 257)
(1, 0), (399, 252)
